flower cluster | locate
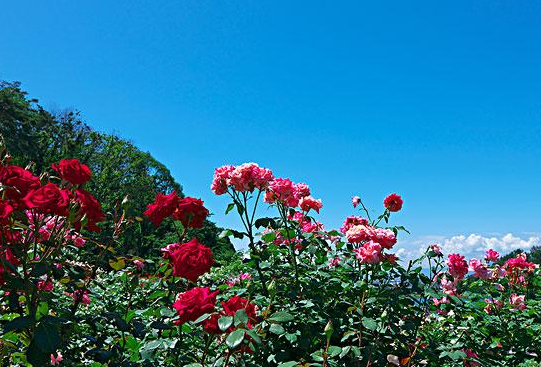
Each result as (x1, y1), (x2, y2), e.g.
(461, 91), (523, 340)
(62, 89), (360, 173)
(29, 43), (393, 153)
(211, 163), (274, 195)
(143, 192), (209, 228)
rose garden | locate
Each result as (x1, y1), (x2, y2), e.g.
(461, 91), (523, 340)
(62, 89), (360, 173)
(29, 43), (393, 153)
(1, 155), (540, 367)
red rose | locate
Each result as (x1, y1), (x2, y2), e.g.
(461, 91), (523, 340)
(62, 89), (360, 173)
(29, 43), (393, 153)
(74, 189), (105, 232)
(173, 197), (209, 228)
(383, 193), (403, 212)
(22, 183), (69, 216)
(172, 286), (218, 325)
(170, 238), (214, 282)
(143, 191), (181, 227)
(51, 159), (92, 185)
(0, 165), (41, 203)
(222, 295), (257, 328)
(0, 200), (14, 225)
(203, 313), (222, 334)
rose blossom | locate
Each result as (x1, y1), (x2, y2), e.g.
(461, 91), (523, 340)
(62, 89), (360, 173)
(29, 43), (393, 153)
(446, 253), (468, 280)
(509, 294), (526, 310)
(172, 287), (218, 325)
(328, 257), (341, 267)
(143, 191), (181, 227)
(294, 183), (311, 199)
(74, 189), (105, 232)
(483, 298), (503, 314)
(0, 165), (41, 203)
(51, 158), (92, 185)
(485, 249), (500, 262)
(370, 228), (396, 249)
(351, 195), (361, 208)
(353, 241), (382, 264)
(0, 200), (14, 225)
(173, 197), (209, 228)
(345, 225), (375, 244)
(469, 259), (491, 280)
(430, 244), (443, 256)
(340, 215), (369, 234)
(383, 193), (403, 212)
(50, 352), (63, 366)
(264, 178), (298, 207)
(211, 165), (235, 195)
(22, 183), (70, 216)
(299, 196), (323, 213)
(170, 238), (214, 282)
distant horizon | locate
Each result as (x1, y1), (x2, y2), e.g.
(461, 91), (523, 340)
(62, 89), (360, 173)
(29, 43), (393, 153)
(2, 1), (540, 260)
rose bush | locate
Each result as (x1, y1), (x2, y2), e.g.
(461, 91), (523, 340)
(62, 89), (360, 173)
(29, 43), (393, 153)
(1, 157), (540, 366)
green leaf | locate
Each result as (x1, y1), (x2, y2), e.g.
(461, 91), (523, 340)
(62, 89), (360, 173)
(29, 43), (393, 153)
(234, 309), (249, 327)
(3, 315), (35, 333)
(362, 317), (377, 331)
(34, 317), (61, 353)
(269, 323), (286, 335)
(226, 329), (245, 349)
(26, 340), (49, 366)
(268, 311), (295, 323)
(225, 203), (235, 215)
(277, 362), (298, 367)
(218, 316), (233, 331)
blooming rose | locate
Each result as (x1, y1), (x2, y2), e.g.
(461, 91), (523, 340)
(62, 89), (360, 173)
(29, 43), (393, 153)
(228, 163), (274, 192)
(211, 165), (235, 195)
(383, 193), (403, 212)
(340, 215), (369, 234)
(74, 189), (105, 232)
(351, 195), (361, 208)
(346, 225), (375, 243)
(0, 165), (41, 203)
(469, 259), (491, 280)
(170, 238), (214, 282)
(509, 294), (526, 310)
(71, 289), (91, 305)
(299, 196), (323, 213)
(483, 298), (503, 314)
(50, 352), (63, 366)
(22, 183), (69, 216)
(463, 349), (480, 367)
(143, 191), (181, 227)
(172, 287), (218, 325)
(294, 183), (311, 199)
(222, 296), (257, 326)
(173, 197), (209, 228)
(51, 158), (92, 185)
(485, 249), (500, 262)
(440, 275), (458, 296)
(446, 253), (468, 280)
(370, 228), (396, 249)
(0, 200), (14, 225)
(430, 244), (443, 256)
(354, 241), (382, 263)
(265, 178), (298, 207)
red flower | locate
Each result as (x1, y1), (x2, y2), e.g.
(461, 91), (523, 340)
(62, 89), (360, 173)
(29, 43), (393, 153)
(22, 183), (70, 216)
(0, 200), (14, 225)
(222, 296), (257, 328)
(173, 197), (209, 228)
(203, 313), (222, 334)
(143, 191), (181, 227)
(51, 159), (92, 185)
(170, 238), (214, 282)
(446, 253), (468, 280)
(0, 165), (41, 203)
(74, 189), (105, 232)
(172, 287), (218, 325)
(383, 193), (403, 212)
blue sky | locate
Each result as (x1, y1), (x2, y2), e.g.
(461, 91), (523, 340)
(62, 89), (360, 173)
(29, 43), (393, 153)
(2, 1), (540, 257)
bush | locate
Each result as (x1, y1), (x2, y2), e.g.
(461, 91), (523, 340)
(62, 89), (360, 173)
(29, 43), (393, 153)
(1, 160), (540, 366)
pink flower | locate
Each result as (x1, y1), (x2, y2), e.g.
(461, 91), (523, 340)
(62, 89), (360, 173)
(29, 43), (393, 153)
(294, 183), (311, 199)
(483, 298), (503, 314)
(328, 257), (341, 267)
(463, 349), (480, 367)
(370, 228), (396, 249)
(299, 196), (323, 213)
(440, 275), (458, 296)
(383, 193), (403, 212)
(38, 279), (54, 292)
(345, 225), (375, 244)
(50, 352), (63, 366)
(133, 260), (145, 270)
(229, 163), (274, 192)
(468, 259), (491, 280)
(485, 249), (500, 262)
(509, 294), (526, 310)
(340, 215), (369, 234)
(446, 253), (468, 280)
(433, 296), (449, 306)
(353, 241), (382, 264)
(494, 283), (505, 291)
(211, 165), (235, 195)
(265, 178), (298, 207)
(430, 244), (443, 256)
(351, 196), (361, 208)
(72, 290), (91, 305)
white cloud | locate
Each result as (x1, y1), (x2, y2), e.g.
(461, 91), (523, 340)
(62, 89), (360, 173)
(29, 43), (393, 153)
(394, 233), (541, 264)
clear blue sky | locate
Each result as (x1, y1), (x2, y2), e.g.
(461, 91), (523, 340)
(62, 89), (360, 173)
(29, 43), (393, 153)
(2, 1), (540, 254)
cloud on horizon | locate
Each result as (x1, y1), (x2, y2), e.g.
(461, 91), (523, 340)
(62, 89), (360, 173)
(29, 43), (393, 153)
(395, 232), (541, 263)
